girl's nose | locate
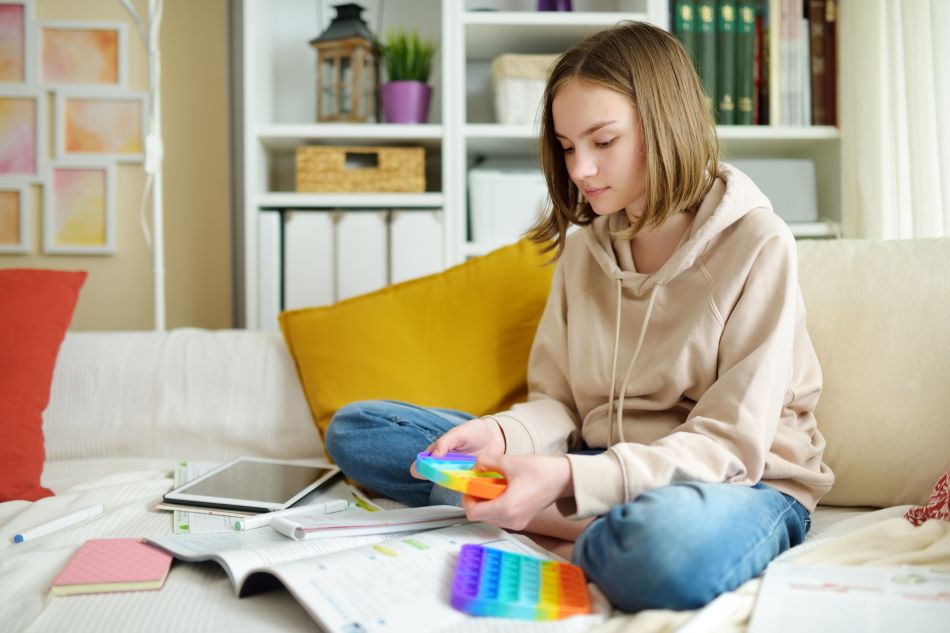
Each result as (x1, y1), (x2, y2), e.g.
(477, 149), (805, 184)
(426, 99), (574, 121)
(569, 150), (597, 182)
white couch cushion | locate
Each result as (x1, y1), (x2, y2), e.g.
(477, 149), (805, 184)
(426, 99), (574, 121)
(798, 238), (950, 507)
(42, 328), (323, 463)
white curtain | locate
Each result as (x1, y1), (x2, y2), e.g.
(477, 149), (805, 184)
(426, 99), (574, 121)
(840, 0), (950, 238)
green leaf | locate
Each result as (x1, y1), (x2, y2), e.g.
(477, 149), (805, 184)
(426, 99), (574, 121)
(380, 28), (437, 82)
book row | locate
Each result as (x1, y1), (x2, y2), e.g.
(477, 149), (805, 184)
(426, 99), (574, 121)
(672, 0), (837, 126)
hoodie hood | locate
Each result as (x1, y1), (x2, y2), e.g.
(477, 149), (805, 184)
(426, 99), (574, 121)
(584, 163), (774, 290)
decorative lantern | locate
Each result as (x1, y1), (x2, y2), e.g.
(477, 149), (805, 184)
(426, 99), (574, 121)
(310, 3), (378, 123)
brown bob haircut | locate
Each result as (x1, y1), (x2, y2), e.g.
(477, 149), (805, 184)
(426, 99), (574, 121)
(527, 21), (719, 258)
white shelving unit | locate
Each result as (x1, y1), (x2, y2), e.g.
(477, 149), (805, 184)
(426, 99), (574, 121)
(236, 0), (842, 327)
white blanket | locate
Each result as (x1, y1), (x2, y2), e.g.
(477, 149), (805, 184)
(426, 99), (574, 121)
(0, 460), (924, 633)
(0, 460), (319, 633)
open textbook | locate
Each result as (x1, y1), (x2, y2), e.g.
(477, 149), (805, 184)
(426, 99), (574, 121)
(146, 523), (608, 633)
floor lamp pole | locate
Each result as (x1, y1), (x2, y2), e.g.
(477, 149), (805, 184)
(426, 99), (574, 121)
(148, 0), (165, 331)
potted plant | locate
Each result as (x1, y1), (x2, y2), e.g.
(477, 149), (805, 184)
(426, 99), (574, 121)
(378, 29), (437, 124)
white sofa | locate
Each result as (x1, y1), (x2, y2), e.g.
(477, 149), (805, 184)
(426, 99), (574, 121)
(1, 238), (948, 632)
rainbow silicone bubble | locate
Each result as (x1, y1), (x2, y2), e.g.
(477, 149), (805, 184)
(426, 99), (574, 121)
(450, 545), (592, 620)
(415, 451), (507, 499)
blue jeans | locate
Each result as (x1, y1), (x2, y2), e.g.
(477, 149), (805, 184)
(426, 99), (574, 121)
(326, 400), (811, 612)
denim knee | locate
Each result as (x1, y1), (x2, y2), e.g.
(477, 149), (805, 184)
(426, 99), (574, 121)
(323, 399), (470, 507)
(324, 401), (385, 471)
(573, 503), (712, 612)
(572, 483), (807, 613)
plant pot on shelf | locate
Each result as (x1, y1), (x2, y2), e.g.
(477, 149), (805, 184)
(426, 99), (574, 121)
(380, 80), (432, 124)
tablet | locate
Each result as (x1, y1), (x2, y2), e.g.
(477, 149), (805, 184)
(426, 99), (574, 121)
(163, 457), (340, 513)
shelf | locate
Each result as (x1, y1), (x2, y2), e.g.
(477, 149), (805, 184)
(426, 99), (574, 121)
(466, 124), (539, 137)
(788, 220), (842, 239)
(464, 11), (650, 60)
(463, 10), (647, 26)
(240, 0), (843, 329)
(465, 124), (538, 156)
(256, 124), (444, 151)
(718, 126), (840, 141)
(464, 123), (840, 156)
(256, 192), (444, 209)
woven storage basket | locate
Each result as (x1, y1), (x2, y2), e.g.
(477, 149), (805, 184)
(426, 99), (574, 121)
(491, 54), (559, 126)
(296, 146), (425, 193)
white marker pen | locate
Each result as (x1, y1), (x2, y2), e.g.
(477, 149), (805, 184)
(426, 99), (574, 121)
(234, 498), (350, 531)
(12, 504), (104, 544)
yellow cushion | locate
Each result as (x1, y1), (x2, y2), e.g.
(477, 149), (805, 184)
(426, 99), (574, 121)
(280, 239), (555, 440)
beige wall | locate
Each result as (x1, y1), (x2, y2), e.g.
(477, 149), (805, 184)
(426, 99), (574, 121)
(0, 0), (231, 331)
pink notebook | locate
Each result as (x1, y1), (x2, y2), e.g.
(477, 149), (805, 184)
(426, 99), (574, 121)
(51, 538), (173, 596)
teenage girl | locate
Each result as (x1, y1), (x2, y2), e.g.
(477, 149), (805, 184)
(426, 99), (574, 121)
(326, 21), (834, 612)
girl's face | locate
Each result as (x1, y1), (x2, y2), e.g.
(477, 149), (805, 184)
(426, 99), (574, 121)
(551, 78), (646, 222)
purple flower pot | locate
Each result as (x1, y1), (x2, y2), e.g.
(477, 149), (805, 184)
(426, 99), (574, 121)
(380, 80), (432, 124)
(537, 0), (572, 10)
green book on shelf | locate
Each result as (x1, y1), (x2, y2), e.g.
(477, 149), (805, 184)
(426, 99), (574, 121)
(716, 0), (737, 124)
(736, 0), (756, 124)
(696, 0), (717, 115)
(673, 0), (699, 65)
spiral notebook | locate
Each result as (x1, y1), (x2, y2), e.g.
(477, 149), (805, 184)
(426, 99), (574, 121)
(51, 538), (173, 596)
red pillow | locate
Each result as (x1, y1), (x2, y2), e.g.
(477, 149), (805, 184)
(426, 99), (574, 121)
(0, 269), (86, 502)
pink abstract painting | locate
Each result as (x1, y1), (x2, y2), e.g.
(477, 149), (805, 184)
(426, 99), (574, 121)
(0, 189), (19, 244)
(52, 167), (106, 246)
(0, 4), (25, 82)
(43, 28), (118, 84)
(0, 96), (35, 175)
(65, 98), (142, 154)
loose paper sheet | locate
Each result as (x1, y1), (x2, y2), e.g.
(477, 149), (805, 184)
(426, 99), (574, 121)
(748, 563), (950, 633)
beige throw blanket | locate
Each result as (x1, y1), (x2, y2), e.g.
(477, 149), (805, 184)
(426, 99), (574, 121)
(592, 517), (950, 633)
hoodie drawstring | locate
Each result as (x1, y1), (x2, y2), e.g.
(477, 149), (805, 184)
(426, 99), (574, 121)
(607, 279), (660, 447)
(606, 280), (623, 447)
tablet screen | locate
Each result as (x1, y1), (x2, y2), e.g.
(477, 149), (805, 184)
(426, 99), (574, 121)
(165, 459), (339, 511)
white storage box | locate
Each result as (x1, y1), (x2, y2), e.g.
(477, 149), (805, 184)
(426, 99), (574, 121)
(729, 159), (819, 223)
(468, 161), (549, 245)
(491, 54), (558, 126)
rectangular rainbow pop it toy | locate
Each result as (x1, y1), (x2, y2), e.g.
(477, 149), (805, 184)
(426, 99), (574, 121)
(450, 544), (592, 620)
(416, 451), (507, 499)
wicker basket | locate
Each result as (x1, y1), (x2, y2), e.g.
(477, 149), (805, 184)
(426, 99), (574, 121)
(295, 145), (425, 193)
(491, 54), (559, 126)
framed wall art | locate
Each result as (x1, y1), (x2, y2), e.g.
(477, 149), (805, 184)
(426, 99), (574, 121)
(43, 162), (115, 255)
(56, 91), (146, 162)
(0, 85), (45, 180)
(0, 180), (29, 253)
(0, 0), (35, 84)
(39, 21), (127, 88)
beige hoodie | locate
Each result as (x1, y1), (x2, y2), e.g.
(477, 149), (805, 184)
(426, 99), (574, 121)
(489, 163), (834, 517)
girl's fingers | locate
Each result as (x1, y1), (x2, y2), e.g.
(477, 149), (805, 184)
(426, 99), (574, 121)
(474, 455), (504, 474)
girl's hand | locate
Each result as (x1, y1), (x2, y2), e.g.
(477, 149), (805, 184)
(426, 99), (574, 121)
(461, 454), (573, 531)
(409, 417), (506, 479)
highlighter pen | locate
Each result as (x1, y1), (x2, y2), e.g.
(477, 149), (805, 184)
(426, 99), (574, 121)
(12, 504), (104, 544)
(234, 498), (350, 531)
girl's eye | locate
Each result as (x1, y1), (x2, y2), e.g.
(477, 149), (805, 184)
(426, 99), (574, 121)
(596, 139), (615, 149)
(562, 146), (575, 155)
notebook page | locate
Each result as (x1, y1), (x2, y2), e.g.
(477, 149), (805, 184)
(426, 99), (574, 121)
(269, 523), (608, 633)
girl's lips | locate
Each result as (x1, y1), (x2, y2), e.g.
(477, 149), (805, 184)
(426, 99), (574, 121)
(585, 187), (608, 198)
